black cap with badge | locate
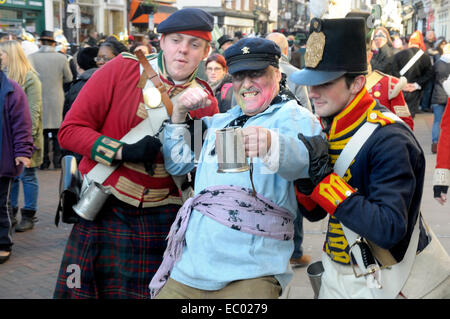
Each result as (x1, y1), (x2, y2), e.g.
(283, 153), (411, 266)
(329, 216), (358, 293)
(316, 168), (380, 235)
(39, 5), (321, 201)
(224, 37), (281, 75)
(290, 18), (367, 86)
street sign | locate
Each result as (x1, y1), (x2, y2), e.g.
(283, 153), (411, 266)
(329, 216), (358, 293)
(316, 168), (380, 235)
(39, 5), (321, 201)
(66, 4), (80, 29)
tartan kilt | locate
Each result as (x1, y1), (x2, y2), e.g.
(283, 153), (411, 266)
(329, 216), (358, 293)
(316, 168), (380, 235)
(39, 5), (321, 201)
(53, 196), (179, 299)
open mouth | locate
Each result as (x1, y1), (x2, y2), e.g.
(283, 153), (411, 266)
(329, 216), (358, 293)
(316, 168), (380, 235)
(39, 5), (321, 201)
(242, 91), (259, 98)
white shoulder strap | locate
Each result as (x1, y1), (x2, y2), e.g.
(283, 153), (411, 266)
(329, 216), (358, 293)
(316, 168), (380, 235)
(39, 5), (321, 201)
(86, 59), (168, 184)
(333, 111), (420, 299)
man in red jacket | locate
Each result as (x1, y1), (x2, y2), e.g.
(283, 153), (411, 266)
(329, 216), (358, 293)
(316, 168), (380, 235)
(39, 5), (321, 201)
(433, 77), (450, 205)
(54, 8), (218, 298)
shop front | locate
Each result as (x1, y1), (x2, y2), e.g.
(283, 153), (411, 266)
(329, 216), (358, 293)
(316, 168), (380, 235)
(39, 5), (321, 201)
(0, 0), (45, 34)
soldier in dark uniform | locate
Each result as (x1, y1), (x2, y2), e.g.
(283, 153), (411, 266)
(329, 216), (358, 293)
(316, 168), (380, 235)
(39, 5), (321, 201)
(291, 18), (449, 298)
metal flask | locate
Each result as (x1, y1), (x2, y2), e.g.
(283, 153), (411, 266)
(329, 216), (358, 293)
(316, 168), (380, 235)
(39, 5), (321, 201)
(215, 127), (249, 173)
(72, 181), (111, 221)
(306, 261), (324, 299)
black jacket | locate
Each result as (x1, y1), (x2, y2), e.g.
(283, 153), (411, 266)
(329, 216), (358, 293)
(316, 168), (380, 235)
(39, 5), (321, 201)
(392, 47), (433, 87)
(431, 58), (450, 105)
(63, 68), (98, 119)
(371, 44), (394, 75)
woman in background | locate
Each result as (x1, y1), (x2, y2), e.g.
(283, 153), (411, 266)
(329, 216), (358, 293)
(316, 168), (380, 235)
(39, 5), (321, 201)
(205, 53), (233, 113)
(0, 40), (43, 232)
(95, 36), (128, 68)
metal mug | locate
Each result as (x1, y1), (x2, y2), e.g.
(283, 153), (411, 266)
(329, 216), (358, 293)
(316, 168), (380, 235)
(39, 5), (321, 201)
(306, 261), (324, 299)
(215, 127), (249, 173)
(72, 181), (111, 221)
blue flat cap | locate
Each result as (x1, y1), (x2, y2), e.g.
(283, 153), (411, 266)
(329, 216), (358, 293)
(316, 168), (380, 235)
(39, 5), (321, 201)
(157, 8), (214, 34)
(224, 37), (281, 75)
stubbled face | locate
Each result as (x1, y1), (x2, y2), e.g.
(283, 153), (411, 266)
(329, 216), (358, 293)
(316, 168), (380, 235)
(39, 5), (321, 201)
(232, 66), (281, 116)
(309, 76), (355, 118)
(160, 33), (209, 82)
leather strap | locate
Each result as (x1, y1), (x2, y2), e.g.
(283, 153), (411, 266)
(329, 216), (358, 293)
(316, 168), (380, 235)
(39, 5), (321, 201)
(135, 49), (173, 116)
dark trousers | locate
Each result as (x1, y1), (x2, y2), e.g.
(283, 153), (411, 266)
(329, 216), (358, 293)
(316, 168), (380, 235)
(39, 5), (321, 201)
(420, 80), (434, 111)
(42, 129), (61, 168)
(404, 90), (424, 118)
(0, 177), (13, 251)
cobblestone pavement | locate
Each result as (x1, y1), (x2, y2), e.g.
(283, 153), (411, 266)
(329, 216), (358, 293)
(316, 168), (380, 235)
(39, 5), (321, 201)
(0, 113), (448, 299)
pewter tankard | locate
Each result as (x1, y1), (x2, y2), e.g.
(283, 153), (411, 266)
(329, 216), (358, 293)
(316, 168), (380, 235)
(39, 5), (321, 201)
(215, 127), (249, 173)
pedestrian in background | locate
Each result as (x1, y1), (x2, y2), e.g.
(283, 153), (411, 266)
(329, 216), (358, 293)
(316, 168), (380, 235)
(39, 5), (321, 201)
(215, 34), (233, 55)
(0, 40), (43, 232)
(205, 53), (233, 113)
(371, 26), (394, 75)
(433, 75), (450, 205)
(266, 32), (312, 112)
(0, 60), (33, 264)
(28, 30), (73, 170)
(95, 36), (128, 68)
(430, 44), (450, 153)
(265, 31), (312, 268)
(392, 30), (433, 118)
(60, 46), (99, 164)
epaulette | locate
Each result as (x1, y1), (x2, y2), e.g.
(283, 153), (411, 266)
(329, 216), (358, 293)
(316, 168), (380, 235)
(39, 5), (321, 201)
(388, 75), (407, 100)
(365, 70), (384, 91)
(120, 52), (158, 61)
(366, 108), (396, 127)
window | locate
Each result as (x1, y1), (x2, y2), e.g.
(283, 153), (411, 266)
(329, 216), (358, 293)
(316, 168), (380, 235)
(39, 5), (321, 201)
(244, 0), (249, 10)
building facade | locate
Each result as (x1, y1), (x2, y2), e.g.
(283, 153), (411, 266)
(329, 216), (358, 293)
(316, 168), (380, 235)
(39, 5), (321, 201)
(176, 0), (274, 37)
(47, 0), (127, 43)
(0, 0), (45, 34)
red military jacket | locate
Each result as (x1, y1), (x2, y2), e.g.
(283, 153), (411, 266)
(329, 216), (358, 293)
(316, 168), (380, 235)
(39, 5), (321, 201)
(59, 53), (218, 207)
(366, 70), (414, 130)
(434, 98), (450, 187)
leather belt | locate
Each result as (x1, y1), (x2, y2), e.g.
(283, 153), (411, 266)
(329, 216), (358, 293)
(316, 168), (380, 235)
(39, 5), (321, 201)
(135, 49), (173, 116)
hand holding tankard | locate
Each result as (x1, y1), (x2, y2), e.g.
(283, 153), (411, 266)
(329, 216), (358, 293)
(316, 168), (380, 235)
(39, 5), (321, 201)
(242, 126), (271, 158)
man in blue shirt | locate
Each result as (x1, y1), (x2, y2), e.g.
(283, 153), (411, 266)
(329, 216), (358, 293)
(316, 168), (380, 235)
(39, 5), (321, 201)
(150, 37), (322, 298)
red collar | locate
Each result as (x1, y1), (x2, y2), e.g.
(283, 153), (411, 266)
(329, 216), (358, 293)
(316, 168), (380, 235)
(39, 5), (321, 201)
(325, 88), (376, 139)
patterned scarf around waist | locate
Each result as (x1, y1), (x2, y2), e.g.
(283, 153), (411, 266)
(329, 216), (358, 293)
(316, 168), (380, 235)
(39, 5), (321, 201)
(149, 185), (294, 298)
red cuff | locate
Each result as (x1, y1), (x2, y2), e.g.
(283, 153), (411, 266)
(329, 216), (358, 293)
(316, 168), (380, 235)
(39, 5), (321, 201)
(295, 190), (317, 211)
(310, 173), (356, 215)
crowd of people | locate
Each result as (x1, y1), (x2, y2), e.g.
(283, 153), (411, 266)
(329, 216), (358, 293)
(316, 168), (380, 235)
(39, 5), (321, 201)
(0, 7), (449, 299)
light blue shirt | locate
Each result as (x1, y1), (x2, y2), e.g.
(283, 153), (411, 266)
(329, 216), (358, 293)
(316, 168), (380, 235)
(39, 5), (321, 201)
(162, 100), (322, 292)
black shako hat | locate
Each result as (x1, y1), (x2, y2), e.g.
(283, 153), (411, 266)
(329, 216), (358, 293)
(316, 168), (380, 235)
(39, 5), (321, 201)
(224, 37), (281, 75)
(39, 30), (56, 42)
(290, 18), (367, 86)
(157, 8), (214, 34)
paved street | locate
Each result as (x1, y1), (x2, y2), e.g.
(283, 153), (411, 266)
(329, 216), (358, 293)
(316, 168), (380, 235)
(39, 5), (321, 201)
(0, 112), (448, 299)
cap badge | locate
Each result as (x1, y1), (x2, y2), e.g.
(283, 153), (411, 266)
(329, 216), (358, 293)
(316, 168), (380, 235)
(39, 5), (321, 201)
(305, 31), (326, 68)
(241, 46), (250, 54)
